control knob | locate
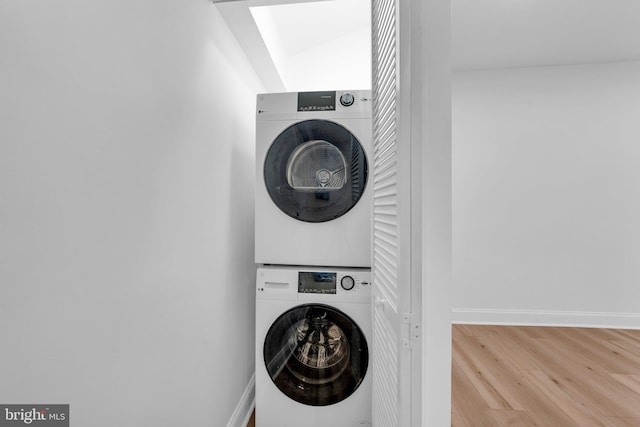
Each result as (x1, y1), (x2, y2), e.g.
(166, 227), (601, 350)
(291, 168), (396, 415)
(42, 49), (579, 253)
(340, 275), (355, 291)
(340, 92), (355, 107)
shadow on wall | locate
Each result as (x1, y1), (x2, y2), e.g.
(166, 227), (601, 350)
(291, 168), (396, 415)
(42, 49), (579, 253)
(0, 1), (262, 426)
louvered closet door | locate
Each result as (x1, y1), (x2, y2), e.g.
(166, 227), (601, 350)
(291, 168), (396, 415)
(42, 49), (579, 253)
(371, 0), (414, 424)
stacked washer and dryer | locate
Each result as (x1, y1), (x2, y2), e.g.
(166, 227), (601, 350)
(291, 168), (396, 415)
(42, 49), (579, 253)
(254, 90), (373, 427)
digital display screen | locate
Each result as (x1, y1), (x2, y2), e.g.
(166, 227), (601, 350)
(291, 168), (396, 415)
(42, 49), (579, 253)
(297, 91), (336, 112)
(298, 272), (337, 294)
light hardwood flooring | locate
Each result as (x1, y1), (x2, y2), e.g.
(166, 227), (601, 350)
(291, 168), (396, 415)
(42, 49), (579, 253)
(248, 325), (640, 426)
(246, 411), (255, 427)
(452, 325), (640, 426)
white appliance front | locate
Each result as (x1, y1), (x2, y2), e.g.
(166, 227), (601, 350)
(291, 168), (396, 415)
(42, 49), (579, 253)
(255, 91), (372, 268)
(255, 266), (372, 427)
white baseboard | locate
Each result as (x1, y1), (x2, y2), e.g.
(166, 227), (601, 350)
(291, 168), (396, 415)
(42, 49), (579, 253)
(226, 374), (255, 427)
(452, 308), (640, 330)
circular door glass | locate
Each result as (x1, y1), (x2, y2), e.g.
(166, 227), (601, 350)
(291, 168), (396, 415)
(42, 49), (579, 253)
(263, 304), (369, 406)
(264, 120), (368, 222)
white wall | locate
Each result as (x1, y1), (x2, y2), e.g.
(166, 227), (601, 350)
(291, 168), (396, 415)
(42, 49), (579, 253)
(453, 61), (640, 327)
(0, 1), (261, 425)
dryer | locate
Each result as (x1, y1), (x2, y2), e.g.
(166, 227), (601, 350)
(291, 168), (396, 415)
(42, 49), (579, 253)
(255, 265), (372, 427)
(255, 90), (372, 268)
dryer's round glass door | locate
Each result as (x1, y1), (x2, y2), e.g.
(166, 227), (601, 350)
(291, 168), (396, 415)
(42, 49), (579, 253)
(263, 304), (369, 406)
(263, 120), (368, 222)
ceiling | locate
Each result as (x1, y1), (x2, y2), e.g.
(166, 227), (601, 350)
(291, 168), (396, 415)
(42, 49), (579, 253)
(215, 0), (640, 91)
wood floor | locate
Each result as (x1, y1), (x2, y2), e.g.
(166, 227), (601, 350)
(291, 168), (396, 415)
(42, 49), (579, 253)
(246, 411), (255, 427)
(248, 325), (640, 426)
(452, 325), (640, 426)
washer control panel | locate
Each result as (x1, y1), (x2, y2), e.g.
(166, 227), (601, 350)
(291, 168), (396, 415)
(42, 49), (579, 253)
(298, 271), (369, 294)
(257, 267), (371, 302)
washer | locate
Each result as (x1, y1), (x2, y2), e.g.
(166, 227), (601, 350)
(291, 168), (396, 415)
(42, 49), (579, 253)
(256, 265), (372, 427)
(255, 90), (372, 268)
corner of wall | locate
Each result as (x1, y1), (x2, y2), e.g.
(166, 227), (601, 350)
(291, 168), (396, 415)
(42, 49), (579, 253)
(226, 374), (255, 427)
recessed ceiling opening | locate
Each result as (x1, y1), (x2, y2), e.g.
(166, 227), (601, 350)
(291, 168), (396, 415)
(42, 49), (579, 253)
(249, 0), (372, 91)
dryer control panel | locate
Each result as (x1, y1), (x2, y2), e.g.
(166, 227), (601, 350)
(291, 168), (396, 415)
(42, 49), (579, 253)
(256, 90), (371, 119)
(297, 90), (371, 113)
(297, 91), (337, 112)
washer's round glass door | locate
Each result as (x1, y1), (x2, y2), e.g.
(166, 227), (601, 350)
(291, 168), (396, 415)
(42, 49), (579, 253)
(263, 304), (369, 406)
(264, 120), (368, 223)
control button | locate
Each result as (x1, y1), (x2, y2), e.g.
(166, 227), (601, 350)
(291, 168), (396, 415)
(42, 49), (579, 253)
(340, 275), (355, 291)
(340, 93), (355, 107)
